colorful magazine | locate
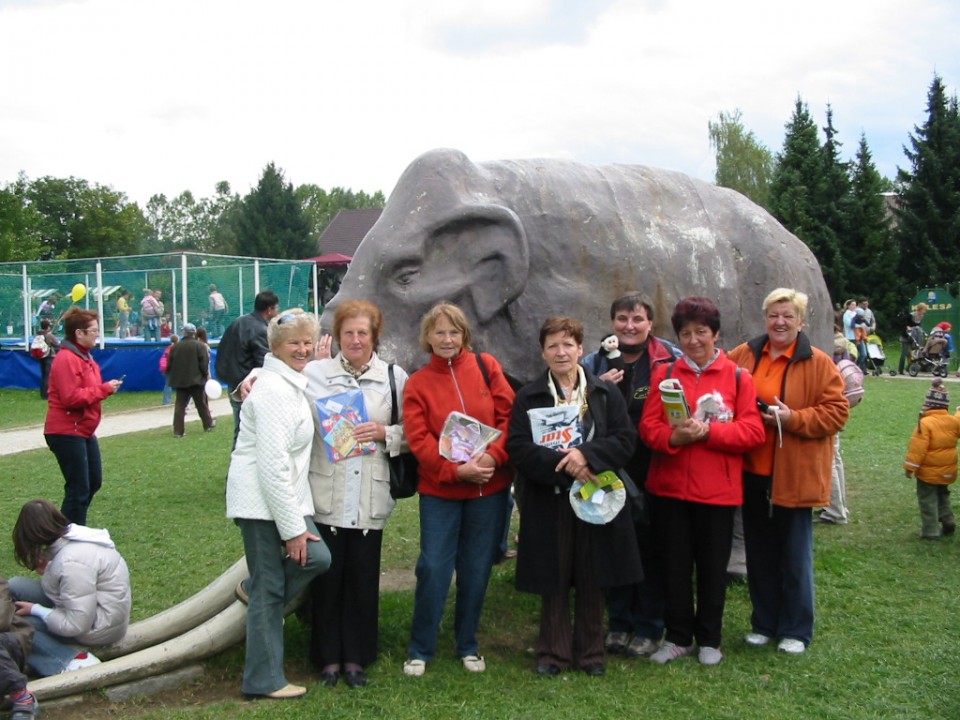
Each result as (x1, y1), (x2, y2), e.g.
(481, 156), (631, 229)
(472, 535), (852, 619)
(527, 405), (583, 449)
(439, 411), (502, 463)
(315, 389), (377, 462)
(659, 378), (690, 427)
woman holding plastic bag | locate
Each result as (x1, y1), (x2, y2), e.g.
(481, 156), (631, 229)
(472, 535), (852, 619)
(506, 316), (641, 677)
(639, 296), (765, 666)
(401, 303), (514, 678)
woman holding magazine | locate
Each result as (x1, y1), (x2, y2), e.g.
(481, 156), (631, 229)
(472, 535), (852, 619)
(506, 316), (641, 677)
(401, 303), (515, 678)
(305, 300), (411, 689)
(639, 296), (765, 667)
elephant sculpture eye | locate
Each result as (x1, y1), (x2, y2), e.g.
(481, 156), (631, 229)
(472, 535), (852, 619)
(393, 262), (421, 287)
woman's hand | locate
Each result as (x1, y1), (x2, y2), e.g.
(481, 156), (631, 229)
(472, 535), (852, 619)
(353, 422), (385, 444)
(236, 375), (258, 401)
(108, 379), (123, 392)
(669, 418), (710, 447)
(556, 447), (592, 483)
(13, 601), (33, 617)
(285, 530), (321, 567)
(315, 333), (333, 360)
(457, 453), (495, 484)
(599, 368), (624, 384)
(765, 397), (792, 426)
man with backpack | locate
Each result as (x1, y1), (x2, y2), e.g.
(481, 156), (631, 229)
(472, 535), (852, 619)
(31, 319), (59, 400)
(581, 292), (681, 659)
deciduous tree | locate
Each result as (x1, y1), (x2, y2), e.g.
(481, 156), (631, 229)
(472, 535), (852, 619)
(708, 109), (775, 209)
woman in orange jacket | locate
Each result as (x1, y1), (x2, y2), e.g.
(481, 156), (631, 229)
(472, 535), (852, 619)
(728, 288), (848, 655)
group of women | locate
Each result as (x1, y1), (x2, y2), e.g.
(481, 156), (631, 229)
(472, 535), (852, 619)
(224, 286), (848, 697)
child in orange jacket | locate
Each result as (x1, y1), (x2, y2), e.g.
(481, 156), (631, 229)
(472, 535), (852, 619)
(903, 379), (960, 539)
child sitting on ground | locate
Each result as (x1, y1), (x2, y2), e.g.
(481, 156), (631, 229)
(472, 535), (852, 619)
(10, 499), (131, 676)
(903, 380), (960, 539)
(0, 577), (37, 719)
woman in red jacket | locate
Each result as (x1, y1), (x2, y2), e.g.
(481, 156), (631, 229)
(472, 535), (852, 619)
(401, 303), (515, 678)
(44, 308), (123, 525)
(640, 297), (764, 666)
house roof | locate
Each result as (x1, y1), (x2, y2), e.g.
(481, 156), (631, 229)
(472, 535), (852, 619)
(315, 208), (383, 257)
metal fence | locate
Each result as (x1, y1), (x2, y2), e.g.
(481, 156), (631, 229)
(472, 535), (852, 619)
(0, 252), (319, 347)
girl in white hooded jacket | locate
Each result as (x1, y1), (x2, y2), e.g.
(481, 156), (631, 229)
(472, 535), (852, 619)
(9, 499), (131, 676)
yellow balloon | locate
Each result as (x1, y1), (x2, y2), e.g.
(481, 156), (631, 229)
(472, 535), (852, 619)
(71, 283), (86, 302)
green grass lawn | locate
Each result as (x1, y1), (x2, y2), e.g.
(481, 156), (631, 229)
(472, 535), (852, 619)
(0, 387), (165, 430)
(1, 379), (958, 719)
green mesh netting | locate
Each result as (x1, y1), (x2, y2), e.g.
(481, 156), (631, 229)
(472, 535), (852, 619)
(0, 252), (318, 340)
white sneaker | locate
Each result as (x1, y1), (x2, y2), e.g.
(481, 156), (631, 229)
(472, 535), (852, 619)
(64, 652), (101, 672)
(649, 641), (695, 665)
(698, 646), (723, 666)
(403, 659), (426, 677)
(777, 638), (806, 654)
(461, 655), (486, 672)
(745, 632), (771, 646)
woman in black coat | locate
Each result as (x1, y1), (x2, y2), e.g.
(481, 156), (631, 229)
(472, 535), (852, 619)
(507, 316), (642, 677)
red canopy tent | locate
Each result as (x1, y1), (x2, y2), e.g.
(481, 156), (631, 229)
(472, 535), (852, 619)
(303, 253), (352, 268)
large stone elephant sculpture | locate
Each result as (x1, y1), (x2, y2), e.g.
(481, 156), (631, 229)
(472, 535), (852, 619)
(322, 148), (830, 383)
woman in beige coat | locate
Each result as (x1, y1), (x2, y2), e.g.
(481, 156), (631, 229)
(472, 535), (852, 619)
(306, 300), (410, 689)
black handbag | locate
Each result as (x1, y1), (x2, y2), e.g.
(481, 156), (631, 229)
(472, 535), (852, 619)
(387, 363), (419, 499)
(618, 468), (649, 527)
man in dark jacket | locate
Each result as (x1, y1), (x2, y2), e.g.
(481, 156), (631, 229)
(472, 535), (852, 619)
(214, 290), (279, 448)
(168, 323), (215, 438)
(581, 292), (680, 659)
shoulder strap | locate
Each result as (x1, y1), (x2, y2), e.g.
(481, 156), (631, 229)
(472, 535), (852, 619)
(388, 363), (399, 424)
(665, 361), (675, 379)
(475, 352), (491, 389)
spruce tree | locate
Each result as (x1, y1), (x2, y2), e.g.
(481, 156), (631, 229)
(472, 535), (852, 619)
(232, 163), (313, 259)
(770, 97), (845, 300)
(895, 75), (960, 291)
(849, 134), (897, 326)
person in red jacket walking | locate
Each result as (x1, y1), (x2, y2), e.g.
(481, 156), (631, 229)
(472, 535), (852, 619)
(43, 308), (123, 525)
(401, 303), (515, 678)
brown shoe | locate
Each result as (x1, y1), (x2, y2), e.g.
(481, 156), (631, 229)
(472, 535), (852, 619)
(264, 684), (306, 699)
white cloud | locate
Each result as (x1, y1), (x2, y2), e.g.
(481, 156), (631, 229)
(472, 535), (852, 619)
(0, 0), (958, 205)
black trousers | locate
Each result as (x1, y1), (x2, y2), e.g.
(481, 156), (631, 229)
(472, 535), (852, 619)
(173, 386), (214, 435)
(651, 495), (735, 648)
(309, 524), (384, 669)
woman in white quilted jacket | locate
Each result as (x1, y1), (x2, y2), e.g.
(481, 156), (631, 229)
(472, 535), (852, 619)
(226, 309), (331, 700)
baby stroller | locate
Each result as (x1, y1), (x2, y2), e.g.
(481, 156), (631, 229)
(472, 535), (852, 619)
(864, 334), (886, 376)
(907, 326), (950, 377)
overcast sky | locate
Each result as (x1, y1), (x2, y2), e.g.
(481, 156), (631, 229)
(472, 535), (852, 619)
(2, 0), (958, 206)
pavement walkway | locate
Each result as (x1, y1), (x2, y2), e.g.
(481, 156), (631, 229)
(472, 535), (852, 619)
(0, 397), (234, 457)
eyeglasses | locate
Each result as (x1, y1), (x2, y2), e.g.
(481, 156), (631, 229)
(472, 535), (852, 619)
(277, 313), (299, 325)
(81, 327), (100, 335)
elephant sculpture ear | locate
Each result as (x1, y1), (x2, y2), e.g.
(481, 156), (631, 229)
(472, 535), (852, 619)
(423, 204), (530, 324)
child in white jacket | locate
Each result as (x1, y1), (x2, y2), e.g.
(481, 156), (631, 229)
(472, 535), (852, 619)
(9, 499), (131, 676)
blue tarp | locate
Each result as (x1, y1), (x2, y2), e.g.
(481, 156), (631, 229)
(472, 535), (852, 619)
(0, 346), (221, 393)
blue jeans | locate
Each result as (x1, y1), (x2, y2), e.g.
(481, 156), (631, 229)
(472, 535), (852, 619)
(8, 577), (78, 677)
(237, 516), (331, 695)
(230, 398), (243, 450)
(162, 374), (172, 404)
(408, 490), (508, 661)
(44, 433), (102, 526)
(743, 473), (815, 645)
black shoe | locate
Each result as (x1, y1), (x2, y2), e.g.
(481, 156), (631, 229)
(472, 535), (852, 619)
(320, 671), (339, 688)
(582, 663), (605, 676)
(344, 670), (367, 688)
(536, 663), (560, 676)
(942, 518), (956, 536)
